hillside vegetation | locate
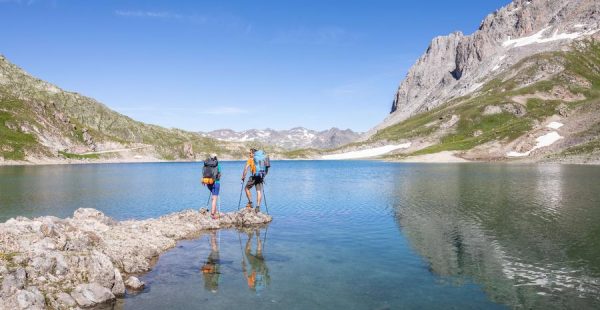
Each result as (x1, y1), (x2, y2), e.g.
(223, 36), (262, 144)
(0, 56), (260, 162)
(346, 40), (600, 161)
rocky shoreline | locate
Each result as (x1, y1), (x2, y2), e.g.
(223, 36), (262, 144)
(0, 208), (272, 309)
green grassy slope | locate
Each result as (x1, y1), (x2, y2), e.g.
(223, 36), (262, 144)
(361, 40), (600, 157)
(0, 56), (250, 161)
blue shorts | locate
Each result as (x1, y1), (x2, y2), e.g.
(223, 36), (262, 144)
(207, 183), (220, 196)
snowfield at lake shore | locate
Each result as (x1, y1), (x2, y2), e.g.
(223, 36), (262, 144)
(322, 143), (411, 160)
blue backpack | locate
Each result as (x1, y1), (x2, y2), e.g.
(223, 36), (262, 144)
(253, 150), (270, 177)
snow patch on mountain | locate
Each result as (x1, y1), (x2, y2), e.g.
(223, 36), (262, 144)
(507, 131), (562, 157)
(322, 143), (411, 160)
(200, 127), (362, 150)
(502, 27), (595, 48)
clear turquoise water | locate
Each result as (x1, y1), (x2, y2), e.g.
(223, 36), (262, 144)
(1, 161), (600, 309)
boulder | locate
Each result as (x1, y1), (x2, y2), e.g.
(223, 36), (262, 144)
(124, 276), (145, 291)
(482, 105), (502, 115)
(54, 292), (77, 308)
(73, 208), (114, 225)
(556, 103), (569, 117)
(16, 287), (45, 310)
(87, 251), (117, 289)
(501, 103), (527, 117)
(70, 283), (115, 308)
(112, 268), (125, 297)
(0, 207), (272, 307)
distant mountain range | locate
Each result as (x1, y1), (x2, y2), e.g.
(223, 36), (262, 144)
(0, 55), (284, 162)
(200, 127), (362, 150)
(0, 53), (359, 163)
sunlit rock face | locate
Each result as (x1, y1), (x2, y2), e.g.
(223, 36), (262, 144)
(368, 0), (600, 136)
(0, 208), (271, 309)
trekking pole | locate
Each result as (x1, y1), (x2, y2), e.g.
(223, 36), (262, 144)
(262, 225), (269, 253)
(237, 230), (248, 276)
(218, 195), (221, 217)
(237, 176), (246, 210)
(262, 184), (269, 215)
(206, 192), (212, 209)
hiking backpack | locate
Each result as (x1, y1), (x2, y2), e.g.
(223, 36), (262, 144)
(202, 158), (219, 184)
(253, 150), (270, 177)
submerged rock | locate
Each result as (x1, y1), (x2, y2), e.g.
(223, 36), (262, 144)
(124, 276), (144, 291)
(0, 208), (272, 309)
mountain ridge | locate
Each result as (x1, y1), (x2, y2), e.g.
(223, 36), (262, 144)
(0, 54), (254, 162)
(327, 0), (600, 163)
(366, 0), (600, 137)
(200, 127), (361, 149)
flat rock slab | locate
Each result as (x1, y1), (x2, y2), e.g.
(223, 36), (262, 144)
(0, 208), (272, 309)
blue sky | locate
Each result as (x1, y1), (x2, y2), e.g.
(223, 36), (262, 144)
(0, 0), (510, 132)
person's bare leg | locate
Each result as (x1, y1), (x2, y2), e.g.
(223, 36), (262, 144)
(210, 231), (217, 251)
(245, 233), (252, 253)
(256, 230), (262, 256)
(245, 187), (252, 207)
(211, 195), (218, 216)
(256, 189), (262, 208)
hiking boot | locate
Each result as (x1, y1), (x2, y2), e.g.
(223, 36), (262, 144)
(245, 201), (253, 210)
(255, 206), (260, 213)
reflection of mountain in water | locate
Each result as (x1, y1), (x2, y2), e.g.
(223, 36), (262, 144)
(393, 164), (600, 309)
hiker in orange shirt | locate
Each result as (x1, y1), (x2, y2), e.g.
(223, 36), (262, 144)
(241, 228), (270, 293)
(241, 148), (263, 211)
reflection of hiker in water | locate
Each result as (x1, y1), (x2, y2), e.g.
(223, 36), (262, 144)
(201, 231), (220, 293)
(242, 229), (270, 293)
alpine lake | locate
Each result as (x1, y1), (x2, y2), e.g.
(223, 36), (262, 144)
(1, 161), (599, 309)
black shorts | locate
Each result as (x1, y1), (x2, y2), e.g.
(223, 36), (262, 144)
(246, 175), (264, 191)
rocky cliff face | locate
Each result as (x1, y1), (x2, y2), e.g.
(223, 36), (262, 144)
(201, 127), (362, 150)
(337, 0), (600, 163)
(371, 0), (600, 135)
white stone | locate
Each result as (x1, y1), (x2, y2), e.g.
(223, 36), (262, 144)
(483, 105), (503, 115)
(125, 276), (145, 290)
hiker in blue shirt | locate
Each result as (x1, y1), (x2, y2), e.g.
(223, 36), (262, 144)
(201, 230), (220, 293)
(202, 153), (221, 219)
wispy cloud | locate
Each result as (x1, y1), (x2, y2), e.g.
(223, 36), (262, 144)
(204, 107), (248, 115)
(114, 10), (210, 24)
(113, 10), (256, 33)
(0, 0), (37, 5)
(326, 70), (405, 101)
(272, 26), (355, 45)
(114, 106), (248, 116)
(114, 10), (183, 20)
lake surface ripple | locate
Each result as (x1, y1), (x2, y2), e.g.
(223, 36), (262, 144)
(1, 161), (599, 309)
